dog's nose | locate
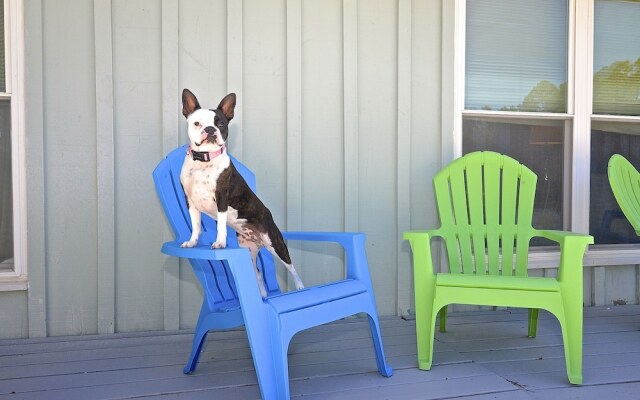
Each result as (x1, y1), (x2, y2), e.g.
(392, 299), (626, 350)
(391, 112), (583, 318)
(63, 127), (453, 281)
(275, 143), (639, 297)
(204, 126), (216, 136)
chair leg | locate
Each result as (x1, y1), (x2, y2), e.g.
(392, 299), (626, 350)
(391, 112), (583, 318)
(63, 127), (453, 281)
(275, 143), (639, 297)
(528, 308), (539, 338)
(560, 302), (583, 385)
(366, 314), (393, 377)
(183, 328), (208, 374)
(438, 306), (448, 333)
(249, 332), (291, 400)
(415, 301), (439, 371)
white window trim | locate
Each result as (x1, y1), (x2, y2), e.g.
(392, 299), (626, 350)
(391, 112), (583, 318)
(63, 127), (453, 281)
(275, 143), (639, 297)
(0, 0), (26, 291)
(452, 0), (640, 268)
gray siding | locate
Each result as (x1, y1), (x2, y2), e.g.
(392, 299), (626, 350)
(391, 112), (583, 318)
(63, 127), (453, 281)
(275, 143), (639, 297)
(0, 0), (633, 339)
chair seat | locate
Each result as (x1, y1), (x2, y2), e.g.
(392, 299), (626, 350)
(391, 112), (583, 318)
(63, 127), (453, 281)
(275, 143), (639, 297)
(437, 272), (560, 292)
(267, 279), (367, 314)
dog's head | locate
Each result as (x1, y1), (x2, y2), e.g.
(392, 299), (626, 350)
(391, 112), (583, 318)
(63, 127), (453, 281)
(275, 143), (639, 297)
(181, 89), (236, 151)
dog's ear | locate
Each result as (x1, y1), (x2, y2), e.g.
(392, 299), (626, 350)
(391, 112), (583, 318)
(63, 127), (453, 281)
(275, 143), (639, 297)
(182, 89), (201, 118)
(217, 93), (236, 121)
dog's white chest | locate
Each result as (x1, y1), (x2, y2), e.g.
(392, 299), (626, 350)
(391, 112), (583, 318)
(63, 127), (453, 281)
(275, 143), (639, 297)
(181, 158), (225, 211)
(180, 156), (244, 228)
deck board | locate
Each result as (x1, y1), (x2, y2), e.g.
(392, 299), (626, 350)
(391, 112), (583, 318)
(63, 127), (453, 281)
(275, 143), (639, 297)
(2, 306), (640, 399)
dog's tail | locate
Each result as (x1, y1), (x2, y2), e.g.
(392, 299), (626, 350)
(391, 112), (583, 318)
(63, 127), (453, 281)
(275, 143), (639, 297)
(268, 224), (292, 265)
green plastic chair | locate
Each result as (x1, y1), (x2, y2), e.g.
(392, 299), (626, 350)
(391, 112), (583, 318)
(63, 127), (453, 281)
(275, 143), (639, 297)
(404, 151), (593, 385)
(608, 154), (640, 235)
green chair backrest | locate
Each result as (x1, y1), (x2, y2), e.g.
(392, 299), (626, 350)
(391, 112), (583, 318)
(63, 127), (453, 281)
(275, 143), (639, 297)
(434, 151), (538, 277)
(608, 154), (640, 236)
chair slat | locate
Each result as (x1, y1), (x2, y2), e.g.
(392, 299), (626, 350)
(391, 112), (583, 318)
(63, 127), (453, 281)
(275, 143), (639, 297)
(515, 164), (537, 276)
(433, 172), (462, 273)
(465, 153), (487, 274)
(449, 161), (474, 274)
(483, 160), (501, 275)
(500, 157), (519, 275)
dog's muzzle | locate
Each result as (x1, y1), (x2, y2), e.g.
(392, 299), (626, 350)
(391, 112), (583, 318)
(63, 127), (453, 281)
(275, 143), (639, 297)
(196, 126), (217, 147)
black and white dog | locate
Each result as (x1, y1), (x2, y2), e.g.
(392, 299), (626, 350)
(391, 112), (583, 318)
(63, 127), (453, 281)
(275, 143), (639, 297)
(179, 89), (304, 297)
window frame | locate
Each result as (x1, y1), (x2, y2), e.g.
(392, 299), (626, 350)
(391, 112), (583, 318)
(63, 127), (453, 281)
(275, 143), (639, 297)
(0, 0), (26, 290)
(451, 0), (640, 268)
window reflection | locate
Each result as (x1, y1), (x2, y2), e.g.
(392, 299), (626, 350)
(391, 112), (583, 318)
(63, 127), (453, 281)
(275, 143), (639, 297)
(0, 99), (11, 267)
(463, 117), (565, 246)
(590, 121), (640, 245)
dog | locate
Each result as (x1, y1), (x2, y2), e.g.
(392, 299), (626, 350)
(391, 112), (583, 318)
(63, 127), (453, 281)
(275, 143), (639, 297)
(179, 88), (304, 297)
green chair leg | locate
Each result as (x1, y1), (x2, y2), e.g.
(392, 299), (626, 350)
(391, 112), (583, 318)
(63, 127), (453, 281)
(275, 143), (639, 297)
(561, 301), (583, 384)
(438, 306), (447, 333)
(528, 308), (539, 338)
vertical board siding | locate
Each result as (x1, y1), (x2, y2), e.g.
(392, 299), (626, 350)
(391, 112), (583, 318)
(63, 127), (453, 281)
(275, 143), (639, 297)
(5, 0), (632, 339)
(396, 0), (412, 316)
(112, 0), (165, 332)
(242, 0), (289, 287)
(42, 0), (99, 336)
(286, 0), (303, 290)
(343, 0), (359, 233)
(94, 0), (116, 335)
(161, 0), (180, 331)
(298, 0), (345, 287)
(25, 0), (47, 338)
(227, 0), (244, 159)
(356, 0), (399, 310)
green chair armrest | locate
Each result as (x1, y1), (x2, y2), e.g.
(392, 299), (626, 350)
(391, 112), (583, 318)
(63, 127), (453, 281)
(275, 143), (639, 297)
(535, 229), (594, 247)
(403, 230), (442, 278)
(534, 230), (593, 285)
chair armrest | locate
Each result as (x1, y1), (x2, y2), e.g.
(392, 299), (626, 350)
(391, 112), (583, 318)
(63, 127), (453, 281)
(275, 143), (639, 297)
(282, 231), (363, 243)
(282, 231), (373, 285)
(162, 240), (251, 261)
(403, 230), (442, 277)
(161, 241), (265, 307)
(535, 229), (594, 247)
(534, 230), (593, 285)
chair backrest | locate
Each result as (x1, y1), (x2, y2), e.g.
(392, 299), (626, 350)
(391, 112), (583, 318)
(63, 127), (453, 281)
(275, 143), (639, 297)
(153, 146), (281, 308)
(433, 151), (538, 277)
(608, 154), (640, 236)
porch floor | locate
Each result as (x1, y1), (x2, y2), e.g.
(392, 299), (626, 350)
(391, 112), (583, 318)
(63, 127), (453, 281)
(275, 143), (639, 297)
(2, 305), (640, 399)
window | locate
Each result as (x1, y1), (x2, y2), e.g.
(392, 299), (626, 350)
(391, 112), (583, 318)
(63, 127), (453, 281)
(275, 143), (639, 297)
(461, 0), (570, 246)
(455, 0), (640, 262)
(0, 0), (25, 289)
(589, 0), (640, 246)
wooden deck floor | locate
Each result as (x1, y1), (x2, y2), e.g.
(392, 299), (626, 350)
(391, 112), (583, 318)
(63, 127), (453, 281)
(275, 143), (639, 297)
(2, 305), (640, 399)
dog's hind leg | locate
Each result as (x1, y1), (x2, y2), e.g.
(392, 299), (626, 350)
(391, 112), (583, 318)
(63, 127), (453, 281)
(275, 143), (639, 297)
(263, 233), (304, 291)
(282, 260), (304, 291)
(239, 235), (268, 297)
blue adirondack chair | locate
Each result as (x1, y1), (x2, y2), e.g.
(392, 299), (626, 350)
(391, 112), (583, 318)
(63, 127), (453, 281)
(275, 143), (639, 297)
(153, 145), (392, 400)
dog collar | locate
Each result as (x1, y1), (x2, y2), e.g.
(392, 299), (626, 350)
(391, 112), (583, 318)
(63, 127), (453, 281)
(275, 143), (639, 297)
(187, 145), (226, 162)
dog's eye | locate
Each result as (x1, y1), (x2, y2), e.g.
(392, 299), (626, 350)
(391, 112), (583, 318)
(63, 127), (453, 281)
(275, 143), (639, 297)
(217, 122), (225, 127)
(194, 121), (201, 127)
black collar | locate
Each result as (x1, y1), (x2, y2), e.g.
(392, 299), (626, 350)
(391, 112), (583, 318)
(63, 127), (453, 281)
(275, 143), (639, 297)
(187, 145), (225, 162)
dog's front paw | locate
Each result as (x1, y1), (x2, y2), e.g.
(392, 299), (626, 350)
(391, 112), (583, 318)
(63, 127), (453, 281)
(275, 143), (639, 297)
(295, 282), (305, 290)
(211, 240), (227, 249)
(181, 240), (197, 248)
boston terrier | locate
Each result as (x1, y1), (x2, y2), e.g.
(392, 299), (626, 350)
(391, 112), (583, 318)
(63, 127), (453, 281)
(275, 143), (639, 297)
(179, 89), (304, 297)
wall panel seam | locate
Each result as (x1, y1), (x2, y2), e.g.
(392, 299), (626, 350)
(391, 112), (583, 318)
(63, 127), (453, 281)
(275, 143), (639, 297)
(161, 0), (180, 331)
(26, 0), (47, 338)
(227, 0), (243, 159)
(396, 0), (412, 316)
(343, 0), (358, 232)
(94, 0), (116, 334)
